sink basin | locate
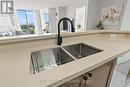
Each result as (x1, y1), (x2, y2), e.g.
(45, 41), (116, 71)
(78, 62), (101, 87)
(30, 47), (74, 74)
(63, 43), (103, 59)
(30, 43), (103, 74)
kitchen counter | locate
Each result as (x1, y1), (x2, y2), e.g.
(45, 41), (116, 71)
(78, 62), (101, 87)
(1, 30), (130, 87)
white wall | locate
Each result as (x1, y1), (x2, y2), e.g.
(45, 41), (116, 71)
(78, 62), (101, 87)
(15, 1), (49, 10)
(121, 0), (130, 30)
(57, 7), (66, 20)
(65, 0), (88, 19)
(15, 0), (76, 9)
(65, 0), (100, 30)
(65, 0), (127, 30)
(87, 0), (99, 29)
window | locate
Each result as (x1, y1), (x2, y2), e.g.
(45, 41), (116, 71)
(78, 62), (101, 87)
(42, 9), (51, 33)
(16, 10), (35, 34)
(75, 6), (87, 32)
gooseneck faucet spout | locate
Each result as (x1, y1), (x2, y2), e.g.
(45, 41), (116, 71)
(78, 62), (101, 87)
(57, 17), (75, 45)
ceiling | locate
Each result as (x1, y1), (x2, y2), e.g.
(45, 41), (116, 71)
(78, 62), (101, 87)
(15, 0), (75, 8)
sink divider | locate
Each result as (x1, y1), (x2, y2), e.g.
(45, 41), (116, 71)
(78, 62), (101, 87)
(60, 47), (77, 60)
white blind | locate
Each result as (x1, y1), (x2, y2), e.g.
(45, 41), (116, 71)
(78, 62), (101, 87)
(0, 14), (12, 32)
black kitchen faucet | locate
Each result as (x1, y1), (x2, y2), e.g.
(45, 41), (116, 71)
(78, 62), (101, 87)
(57, 17), (75, 45)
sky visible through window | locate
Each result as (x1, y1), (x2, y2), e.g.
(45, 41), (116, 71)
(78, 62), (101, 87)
(43, 13), (49, 23)
(16, 10), (26, 25)
(16, 10), (34, 25)
(16, 10), (35, 34)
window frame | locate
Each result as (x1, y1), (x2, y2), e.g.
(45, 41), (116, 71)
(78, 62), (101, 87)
(40, 9), (51, 34)
(16, 9), (36, 34)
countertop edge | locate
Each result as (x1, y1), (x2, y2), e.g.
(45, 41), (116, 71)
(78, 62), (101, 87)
(0, 29), (130, 45)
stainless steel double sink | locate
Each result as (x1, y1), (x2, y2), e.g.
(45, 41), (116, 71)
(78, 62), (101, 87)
(30, 43), (103, 74)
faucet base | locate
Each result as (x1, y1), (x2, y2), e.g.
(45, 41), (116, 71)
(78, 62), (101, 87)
(57, 36), (62, 45)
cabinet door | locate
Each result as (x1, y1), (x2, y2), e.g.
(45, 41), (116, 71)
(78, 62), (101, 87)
(86, 63), (113, 87)
(59, 61), (115, 87)
(58, 76), (84, 87)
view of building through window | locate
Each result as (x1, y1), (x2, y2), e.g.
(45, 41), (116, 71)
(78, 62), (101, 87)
(16, 10), (35, 34)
